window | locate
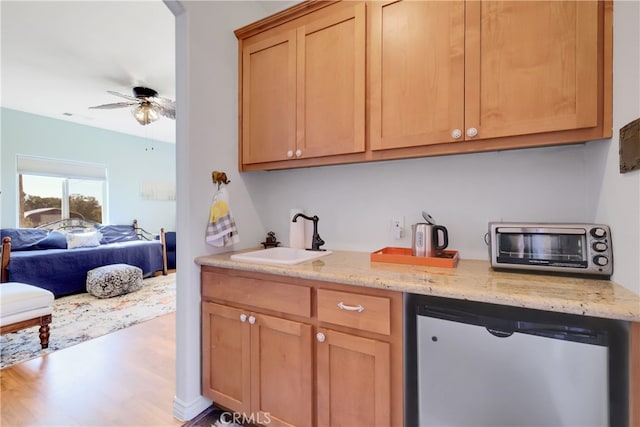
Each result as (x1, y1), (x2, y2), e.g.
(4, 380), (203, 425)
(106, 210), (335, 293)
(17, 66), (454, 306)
(17, 156), (107, 227)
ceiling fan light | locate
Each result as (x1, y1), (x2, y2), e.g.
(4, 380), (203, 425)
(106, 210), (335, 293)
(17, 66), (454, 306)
(132, 103), (159, 125)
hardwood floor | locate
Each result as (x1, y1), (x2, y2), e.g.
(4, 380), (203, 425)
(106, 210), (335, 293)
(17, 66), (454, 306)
(1, 313), (182, 427)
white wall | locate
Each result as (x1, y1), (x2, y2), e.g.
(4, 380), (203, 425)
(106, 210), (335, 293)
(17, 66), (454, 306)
(585, 0), (640, 295)
(173, 0), (640, 420)
(0, 108), (176, 234)
(172, 0), (270, 420)
(244, 144), (593, 259)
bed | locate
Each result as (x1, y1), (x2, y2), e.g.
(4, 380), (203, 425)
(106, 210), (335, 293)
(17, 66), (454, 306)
(1, 219), (167, 297)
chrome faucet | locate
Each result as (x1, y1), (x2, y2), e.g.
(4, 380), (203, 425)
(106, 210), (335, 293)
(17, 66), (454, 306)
(292, 213), (325, 251)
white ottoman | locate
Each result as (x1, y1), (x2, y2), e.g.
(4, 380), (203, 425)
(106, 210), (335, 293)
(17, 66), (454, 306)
(0, 282), (54, 348)
(86, 264), (143, 298)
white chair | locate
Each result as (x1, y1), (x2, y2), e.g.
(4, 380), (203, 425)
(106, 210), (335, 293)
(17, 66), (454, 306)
(0, 282), (54, 349)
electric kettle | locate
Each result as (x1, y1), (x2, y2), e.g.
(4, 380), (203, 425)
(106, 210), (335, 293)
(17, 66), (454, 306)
(411, 223), (448, 257)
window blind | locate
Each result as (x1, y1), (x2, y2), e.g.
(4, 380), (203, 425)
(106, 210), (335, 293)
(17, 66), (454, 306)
(17, 155), (107, 180)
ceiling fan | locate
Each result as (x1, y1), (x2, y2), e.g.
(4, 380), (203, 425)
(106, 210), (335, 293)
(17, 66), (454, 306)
(90, 86), (175, 126)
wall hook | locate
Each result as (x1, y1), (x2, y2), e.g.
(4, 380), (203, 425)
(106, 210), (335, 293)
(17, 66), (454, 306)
(212, 171), (230, 190)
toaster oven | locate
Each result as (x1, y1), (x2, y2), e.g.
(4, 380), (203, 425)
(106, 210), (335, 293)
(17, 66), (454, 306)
(488, 222), (613, 277)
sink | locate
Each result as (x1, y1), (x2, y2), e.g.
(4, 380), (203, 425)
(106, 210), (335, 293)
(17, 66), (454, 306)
(230, 247), (332, 265)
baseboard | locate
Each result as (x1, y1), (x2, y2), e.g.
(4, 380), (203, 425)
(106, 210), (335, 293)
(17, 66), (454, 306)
(173, 395), (212, 422)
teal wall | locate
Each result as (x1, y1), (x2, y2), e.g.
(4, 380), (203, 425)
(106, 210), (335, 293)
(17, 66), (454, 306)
(0, 108), (175, 234)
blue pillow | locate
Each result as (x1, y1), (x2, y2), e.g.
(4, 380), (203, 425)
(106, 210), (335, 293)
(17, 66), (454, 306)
(33, 231), (68, 250)
(98, 225), (139, 244)
(0, 228), (49, 251)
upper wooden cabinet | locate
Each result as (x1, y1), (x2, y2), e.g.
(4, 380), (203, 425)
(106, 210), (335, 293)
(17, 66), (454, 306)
(236, 0), (612, 170)
(465, 1), (602, 140)
(237, 1), (366, 169)
(370, 0), (611, 154)
(241, 30), (297, 165)
(369, 0), (465, 151)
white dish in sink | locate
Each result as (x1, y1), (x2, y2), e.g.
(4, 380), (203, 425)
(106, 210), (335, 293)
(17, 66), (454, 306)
(230, 247), (332, 266)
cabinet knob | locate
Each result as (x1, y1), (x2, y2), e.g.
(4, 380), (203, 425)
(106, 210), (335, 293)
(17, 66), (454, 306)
(287, 150), (294, 158)
(295, 149), (302, 158)
(451, 129), (462, 139)
(466, 127), (478, 138)
(240, 314), (247, 322)
(316, 332), (326, 343)
(248, 315), (256, 325)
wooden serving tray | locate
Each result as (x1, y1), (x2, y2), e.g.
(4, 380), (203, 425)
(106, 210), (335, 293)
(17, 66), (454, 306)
(370, 247), (459, 268)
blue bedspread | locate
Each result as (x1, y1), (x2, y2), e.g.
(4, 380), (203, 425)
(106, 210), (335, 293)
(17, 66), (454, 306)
(7, 240), (164, 297)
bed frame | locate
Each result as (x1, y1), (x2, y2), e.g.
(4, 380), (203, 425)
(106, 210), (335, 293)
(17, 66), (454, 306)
(1, 219), (167, 283)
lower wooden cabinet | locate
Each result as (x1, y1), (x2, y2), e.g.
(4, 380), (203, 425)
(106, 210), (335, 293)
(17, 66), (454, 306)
(202, 302), (250, 413)
(316, 328), (391, 426)
(250, 312), (313, 427)
(201, 266), (403, 427)
(202, 301), (313, 427)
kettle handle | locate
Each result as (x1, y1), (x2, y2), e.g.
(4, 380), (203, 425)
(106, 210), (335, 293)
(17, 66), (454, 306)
(434, 225), (448, 250)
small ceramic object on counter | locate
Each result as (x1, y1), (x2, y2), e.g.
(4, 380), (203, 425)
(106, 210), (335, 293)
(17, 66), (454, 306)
(261, 231), (280, 249)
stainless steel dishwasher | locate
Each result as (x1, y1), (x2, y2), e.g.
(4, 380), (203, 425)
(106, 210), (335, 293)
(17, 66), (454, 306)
(404, 294), (628, 427)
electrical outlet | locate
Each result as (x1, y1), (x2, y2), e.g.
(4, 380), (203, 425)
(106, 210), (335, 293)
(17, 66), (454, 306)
(391, 216), (404, 239)
(391, 216), (404, 230)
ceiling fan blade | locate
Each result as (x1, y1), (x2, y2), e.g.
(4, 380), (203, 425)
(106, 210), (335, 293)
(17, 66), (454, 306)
(89, 101), (137, 110)
(153, 95), (174, 103)
(107, 90), (139, 101)
(156, 105), (176, 120)
(151, 99), (176, 119)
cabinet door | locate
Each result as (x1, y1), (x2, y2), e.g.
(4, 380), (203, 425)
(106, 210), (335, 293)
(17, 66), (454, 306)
(202, 302), (251, 414)
(297, 2), (366, 159)
(465, 1), (600, 140)
(370, 0), (465, 151)
(242, 30), (297, 164)
(250, 312), (313, 427)
(316, 328), (391, 426)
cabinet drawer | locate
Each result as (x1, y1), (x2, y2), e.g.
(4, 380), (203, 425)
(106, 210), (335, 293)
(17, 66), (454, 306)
(317, 289), (390, 335)
(202, 272), (311, 318)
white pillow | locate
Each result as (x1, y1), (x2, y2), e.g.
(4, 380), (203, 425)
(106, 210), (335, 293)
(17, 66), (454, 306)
(66, 231), (102, 249)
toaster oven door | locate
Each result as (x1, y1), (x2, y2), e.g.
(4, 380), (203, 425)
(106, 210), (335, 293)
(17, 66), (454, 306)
(495, 228), (588, 268)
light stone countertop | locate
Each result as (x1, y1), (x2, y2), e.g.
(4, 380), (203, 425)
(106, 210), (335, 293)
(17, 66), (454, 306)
(195, 249), (640, 323)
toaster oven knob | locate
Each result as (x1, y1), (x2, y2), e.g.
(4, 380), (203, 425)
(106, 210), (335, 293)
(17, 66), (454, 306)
(593, 255), (609, 266)
(592, 242), (608, 252)
(590, 227), (607, 238)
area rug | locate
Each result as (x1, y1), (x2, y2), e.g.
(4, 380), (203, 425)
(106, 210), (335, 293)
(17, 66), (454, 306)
(0, 273), (176, 369)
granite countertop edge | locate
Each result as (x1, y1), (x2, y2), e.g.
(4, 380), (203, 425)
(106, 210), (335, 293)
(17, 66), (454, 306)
(195, 249), (640, 323)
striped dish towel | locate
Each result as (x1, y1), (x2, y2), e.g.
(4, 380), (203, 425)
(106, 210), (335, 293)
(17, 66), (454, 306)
(206, 186), (239, 247)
